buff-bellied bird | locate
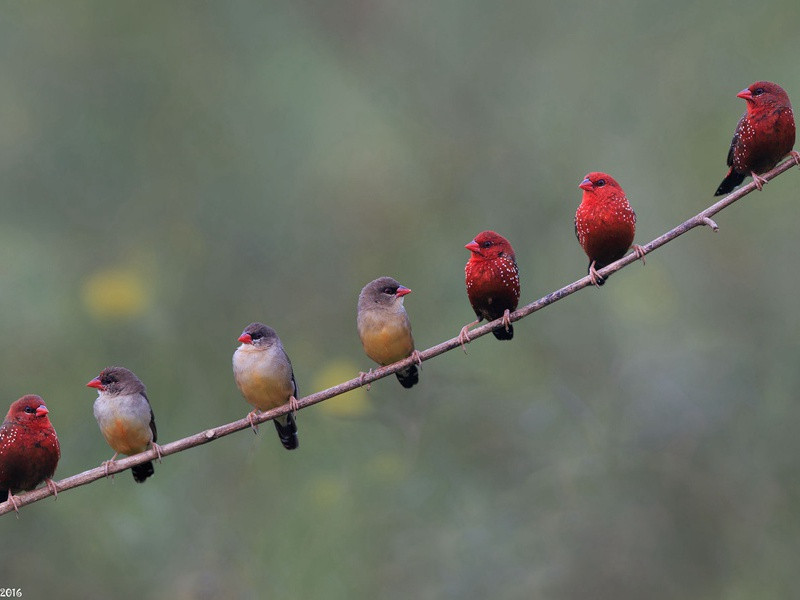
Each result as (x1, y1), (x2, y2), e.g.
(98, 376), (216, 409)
(357, 276), (421, 389)
(233, 323), (299, 450)
(88, 366), (160, 482)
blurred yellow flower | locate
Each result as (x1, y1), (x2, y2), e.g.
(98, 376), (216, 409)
(82, 268), (150, 319)
(314, 359), (372, 417)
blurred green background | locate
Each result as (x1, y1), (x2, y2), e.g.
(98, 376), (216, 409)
(2, 1), (800, 598)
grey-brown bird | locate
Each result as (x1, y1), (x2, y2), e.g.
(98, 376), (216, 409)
(357, 276), (420, 389)
(233, 323), (299, 450)
(87, 366), (160, 483)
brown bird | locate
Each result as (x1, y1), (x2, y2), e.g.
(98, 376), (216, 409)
(233, 323), (300, 450)
(715, 81), (798, 196)
(0, 395), (60, 513)
(87, 366), (160, 483)
(357, 276), (421, 388)
(460, 230), (520, 348)
(575, 171), (645, 287)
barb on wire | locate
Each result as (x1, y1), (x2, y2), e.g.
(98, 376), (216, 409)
(2, 157), (797, 516)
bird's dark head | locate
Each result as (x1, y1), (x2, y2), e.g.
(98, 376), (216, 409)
(238, 322), (279, 348)
(466, 231), (516, 262)
(738, 81), (791, 111)
(87, 366), (145, 396)
(579, 172), (622, 195)
(360, 276), (412, 308)
(5, 395), (51, 423)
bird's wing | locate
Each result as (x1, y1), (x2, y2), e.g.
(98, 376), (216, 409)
(142, 390), (157, 443)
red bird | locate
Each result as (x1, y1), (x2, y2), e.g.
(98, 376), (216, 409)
(575, 172), (645, 287)
(460, 230), (520, 347)
(715, 81), (798, 196)
(0, 395), (60, 513)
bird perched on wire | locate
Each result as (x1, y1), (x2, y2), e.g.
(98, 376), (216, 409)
(0, 395), (60, 513)
(715, 81), (798, 196)
(87, 366), (160, 483)
(233, 322), (300, 450)
(575, 171), (645, 287)
(460, 230), (520, 348)
(357, 276), (421, 389)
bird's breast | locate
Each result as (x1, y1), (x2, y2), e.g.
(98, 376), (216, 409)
(233, 346), (295, 411)
(358, 311), (414, 365)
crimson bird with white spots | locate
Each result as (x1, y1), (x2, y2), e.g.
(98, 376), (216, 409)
(575, 172), (645, 287)
(715, 81), (798, 196)
(0, 395), (60, 513)
(460, 230), (520, 347)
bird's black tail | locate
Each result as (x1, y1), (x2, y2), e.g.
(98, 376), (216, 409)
(492, 323), (514, 340)
(132, 461), (155, 483)
(715, 168), (745, 196)
(274, 412), (299, 450)
(396, 364), (419, 388)
(0, 489), (7, 503)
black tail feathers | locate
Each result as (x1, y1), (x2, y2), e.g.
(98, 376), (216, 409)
(396, 364), (419, 388)
(274, 412), (299, 450)
(0, 489), (7, 502)
(715, 169), (745, 196)
(132, 460), (155, 483)
(492, 323), (514, 340)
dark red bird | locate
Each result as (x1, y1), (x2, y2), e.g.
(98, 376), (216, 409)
(715, 81), (798, 196)
(460, 230), (520, 347)
(0, 395), (60, 513)
(575, 172), (645, 287)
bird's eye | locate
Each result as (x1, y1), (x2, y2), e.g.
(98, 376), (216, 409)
(24, 406), (35, 414)
(383, 287), (395, 295)
(595, 179), (606, 187)
(753, 87), (765, 96)
(101, 375), (114, 385)
(481, 241), (493, 249)
(250, 332), (263, 340)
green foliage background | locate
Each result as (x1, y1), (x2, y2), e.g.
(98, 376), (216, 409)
(2, 1), (800, 598)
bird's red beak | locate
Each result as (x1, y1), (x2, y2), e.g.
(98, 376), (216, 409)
(395, 286), (412, 297)
(579, 177), (593, 191)
(737, 88), (754, 102)
(86, 377), (104, 390)
(35, 405), (49, 417)
(465, 240), (480, 253)
(238, 333), (253, 344)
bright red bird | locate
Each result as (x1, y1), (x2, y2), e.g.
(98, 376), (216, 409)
(575, 172), (645, 287)
(460, 230), (520, 347)
(715, 81), (798, 196)
(0, 395), (60, 513)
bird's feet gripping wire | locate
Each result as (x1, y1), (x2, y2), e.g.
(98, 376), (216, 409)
(458, 320), (480, 353)
(588, 261), (605, 287)
(751, 171), (768, 191)
(102, 453), (120, 479)
(247, 409), (261, 434)
(358, 369), (373, 391)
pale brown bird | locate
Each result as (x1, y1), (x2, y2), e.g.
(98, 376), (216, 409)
(357, 276), (420, 389)
(233, 323), (299, 450)
(87, 366), (160, 482)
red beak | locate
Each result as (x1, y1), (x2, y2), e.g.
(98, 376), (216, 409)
(579, 177), (593, 191)
(465, 240), (480, 253)
(737, 88), (753, 102)
(238, 333), (253, 344)
(395, 286), (412, 298)
(35, 405), (49, 417)
(86, 377), (104, 390)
